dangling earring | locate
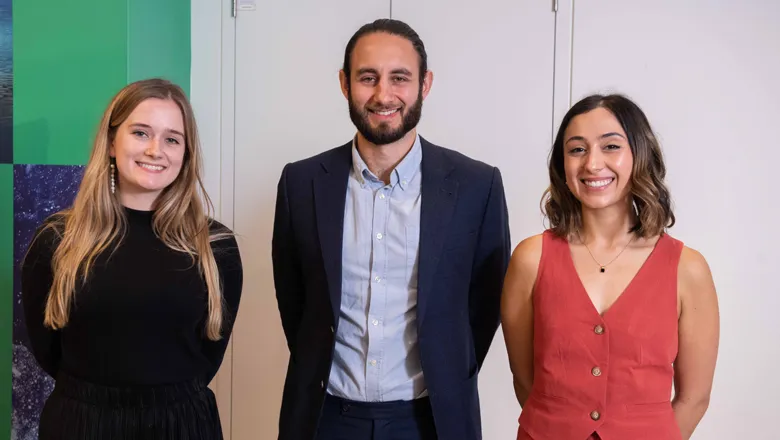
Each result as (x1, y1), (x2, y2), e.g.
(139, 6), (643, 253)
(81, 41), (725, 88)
(110, 163), (116, 194)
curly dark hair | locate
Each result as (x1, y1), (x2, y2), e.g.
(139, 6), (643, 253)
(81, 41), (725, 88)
(542, 94), (675, 238)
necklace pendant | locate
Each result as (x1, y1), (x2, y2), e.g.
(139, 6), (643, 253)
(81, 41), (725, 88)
(600, 266), (606, 273)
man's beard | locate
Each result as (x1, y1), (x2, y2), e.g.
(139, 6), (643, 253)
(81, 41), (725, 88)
(348, 88), (423, 145)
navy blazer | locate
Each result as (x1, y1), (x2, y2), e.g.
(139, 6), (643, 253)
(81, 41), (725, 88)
(272, 136), (511, 440)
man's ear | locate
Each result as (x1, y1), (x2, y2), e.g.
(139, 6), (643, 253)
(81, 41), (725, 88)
(421, 70), (434, 100)
(339, 69), (349, 100)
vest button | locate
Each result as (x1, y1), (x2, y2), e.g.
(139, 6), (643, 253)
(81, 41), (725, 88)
(590, 410), (601, 420)
(592, 366), (602, 377)
(594, 324), (605, 335)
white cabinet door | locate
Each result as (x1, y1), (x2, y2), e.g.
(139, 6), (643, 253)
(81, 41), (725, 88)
(570, 2), (779, 439)
(229, 3), (390, 439)
(390, 2), (558, 439)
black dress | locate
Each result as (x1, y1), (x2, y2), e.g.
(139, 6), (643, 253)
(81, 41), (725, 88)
(21, 207), (243, 440)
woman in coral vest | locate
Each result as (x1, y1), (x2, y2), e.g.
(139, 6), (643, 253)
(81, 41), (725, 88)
(501, 94), (720, 440)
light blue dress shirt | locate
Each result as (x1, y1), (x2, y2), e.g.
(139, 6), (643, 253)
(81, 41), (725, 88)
(326, 134), (426, 402)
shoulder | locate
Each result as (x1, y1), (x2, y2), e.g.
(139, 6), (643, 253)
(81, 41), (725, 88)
(207, 218), (240, 254)
(678, 245), (713, 284)
(503, 233), (546, 301)
(424, 138), (497, 177)
(207, 217), (233, 236)
(677, 244), (717, 301)
(510, 233), (545, 274)
(32, 213), (67, 247)
(23, 213), (68, 266)
(282, 142), (352, 177)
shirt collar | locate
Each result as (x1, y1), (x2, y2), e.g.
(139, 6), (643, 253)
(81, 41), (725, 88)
(351, 133), (422, 190)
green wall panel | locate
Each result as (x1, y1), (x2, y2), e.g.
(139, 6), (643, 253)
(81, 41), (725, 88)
(128, 0), (191, 95)
(13, 0), (127, 166)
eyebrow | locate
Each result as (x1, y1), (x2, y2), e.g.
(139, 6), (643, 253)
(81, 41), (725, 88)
(355, 67), (413, 76)
(565, 132), (626, 144)
(390, 68), (412, 76)
(129, 123), (185, 138)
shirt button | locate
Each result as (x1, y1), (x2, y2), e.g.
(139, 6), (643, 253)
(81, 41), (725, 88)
(374, 276), (381, 283)
(376, 233), (383, 240)
(370, 360), (377, 366)
(591, 366), (602, 377)
(590, 410), (600, 421)
(379, 193), (386, 199)
(372, 319), (379, 326)
(594, 324), (605, 335)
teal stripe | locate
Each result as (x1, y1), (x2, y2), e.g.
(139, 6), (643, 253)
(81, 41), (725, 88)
(127, 0), (191, 95)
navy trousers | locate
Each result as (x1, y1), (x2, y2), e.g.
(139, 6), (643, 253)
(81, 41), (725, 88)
(316, 394), (438, 440)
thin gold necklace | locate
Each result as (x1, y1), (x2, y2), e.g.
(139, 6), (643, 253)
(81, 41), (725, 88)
(578, 233), (635, 273)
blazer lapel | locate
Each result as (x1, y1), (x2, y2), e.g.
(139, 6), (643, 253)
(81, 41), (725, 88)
(313, 143), (352, 323)
(417, 139), (458, 328)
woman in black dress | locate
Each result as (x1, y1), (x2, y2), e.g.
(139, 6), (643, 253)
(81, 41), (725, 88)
(21, 78), (243, 439)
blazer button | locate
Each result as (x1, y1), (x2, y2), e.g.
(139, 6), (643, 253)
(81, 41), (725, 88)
(594, 324), (605, 335)
(590, 410), (601, 421)
(591, 366), (602, 377)
(320, 381), (324, 389)
(330, 326), (334, 333)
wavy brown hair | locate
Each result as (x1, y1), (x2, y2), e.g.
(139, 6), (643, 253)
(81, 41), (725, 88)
(542, 94), (675, 238)
(30, 78), (230, 340)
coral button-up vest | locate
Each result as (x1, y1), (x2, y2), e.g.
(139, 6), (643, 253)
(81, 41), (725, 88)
(517, 230), (683, 440)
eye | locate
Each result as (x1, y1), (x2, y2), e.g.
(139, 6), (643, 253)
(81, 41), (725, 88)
(392, 76), (409, 82)
(568, 147), (586, 154)
(166, 137), (181, 145)
(132, 130), (149, 138)
(604, 144), (621, 150)
(360, 77), (376, 84)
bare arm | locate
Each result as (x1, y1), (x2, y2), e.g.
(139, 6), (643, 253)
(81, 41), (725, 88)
(500, 234), (542, 407)
(673, 246), (720, 439)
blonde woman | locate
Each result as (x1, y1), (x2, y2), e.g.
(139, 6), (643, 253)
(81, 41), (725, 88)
(21, 78), (242, 439)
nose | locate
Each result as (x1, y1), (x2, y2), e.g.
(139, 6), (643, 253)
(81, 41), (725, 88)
(144, 139), (164, 158)
(373, 78), (393, 105)
(586, 148), (605, 172)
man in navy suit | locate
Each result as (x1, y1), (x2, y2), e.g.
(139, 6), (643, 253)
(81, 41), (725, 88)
(272, 18), (511, 440)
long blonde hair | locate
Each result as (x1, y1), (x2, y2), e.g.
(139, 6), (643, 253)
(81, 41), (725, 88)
(38, 78), (229, 340)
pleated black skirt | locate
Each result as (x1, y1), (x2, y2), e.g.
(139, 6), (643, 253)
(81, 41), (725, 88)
(38, 372), (223, 440)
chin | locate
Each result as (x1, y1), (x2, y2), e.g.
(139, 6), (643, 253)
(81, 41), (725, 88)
(584, 197), (635, 212)
(576, 194), (616, 210)
(135, 180), (175, 193)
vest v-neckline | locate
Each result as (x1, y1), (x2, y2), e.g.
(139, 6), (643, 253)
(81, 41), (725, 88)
(564, 233), (665, 320)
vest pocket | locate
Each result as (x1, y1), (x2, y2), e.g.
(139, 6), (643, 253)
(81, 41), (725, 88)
(626, 400), (672, 414)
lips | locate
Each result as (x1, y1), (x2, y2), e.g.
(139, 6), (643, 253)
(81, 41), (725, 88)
(136, 161), (167, 172)
(369, 108), (400, 118)
(581, 177), (614, 189)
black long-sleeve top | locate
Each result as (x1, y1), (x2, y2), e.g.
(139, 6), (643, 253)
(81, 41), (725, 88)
(21, 207), (243, 386)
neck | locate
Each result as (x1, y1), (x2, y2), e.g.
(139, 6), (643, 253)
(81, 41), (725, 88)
(355, 129), (417, 184)
(119, 190), (160, 212)
(578, 199), (635, 248)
